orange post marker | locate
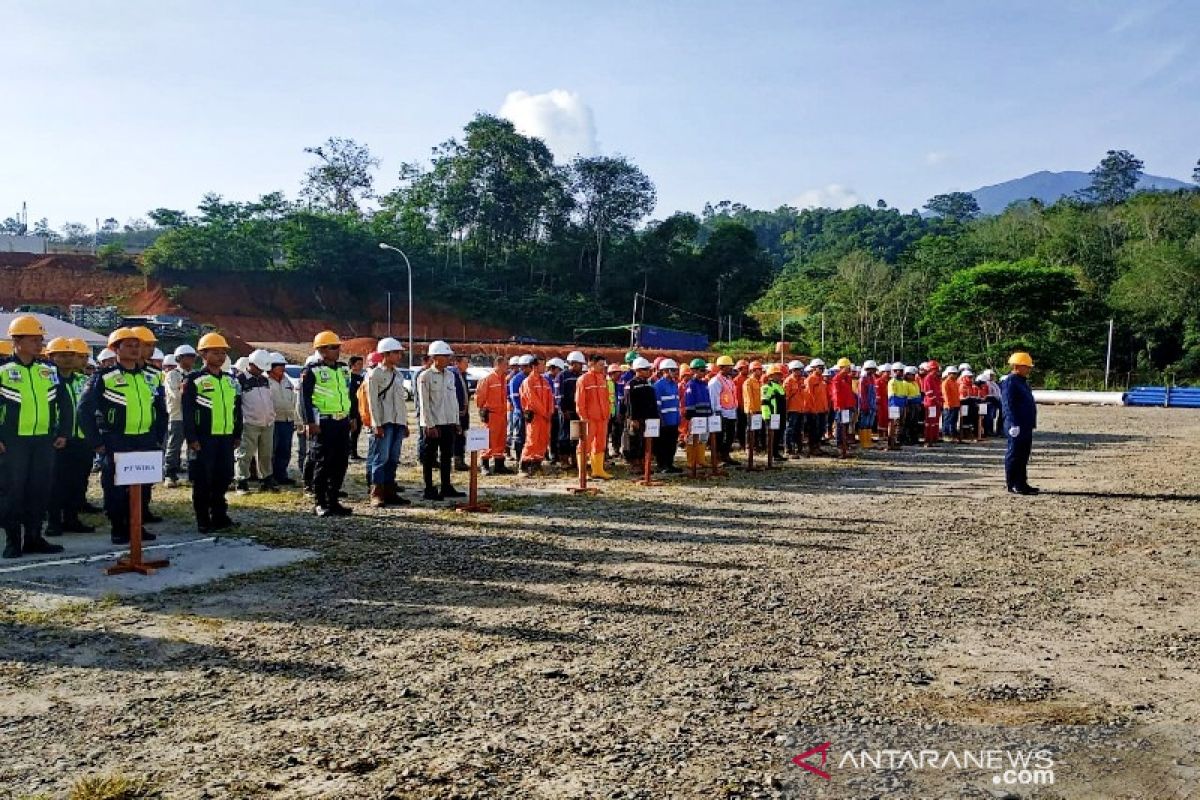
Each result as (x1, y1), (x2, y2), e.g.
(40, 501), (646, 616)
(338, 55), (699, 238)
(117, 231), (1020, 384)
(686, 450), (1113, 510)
(567, 420), (600, 495)
(764, 427), (778, 470)
(455, 450), (493, 513)
(106, 484), (169, 576)
(708, 432), (728, 478)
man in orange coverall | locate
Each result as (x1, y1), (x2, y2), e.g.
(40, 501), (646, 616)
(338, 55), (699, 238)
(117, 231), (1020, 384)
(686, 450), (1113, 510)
(518, 356), (554, 476)
(575, 353), (613, 479)
(475, 355), (512, 475)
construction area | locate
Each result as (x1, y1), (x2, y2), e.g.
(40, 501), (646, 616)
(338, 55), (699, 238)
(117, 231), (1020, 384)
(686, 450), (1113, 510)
(1, 404), (1198, 798)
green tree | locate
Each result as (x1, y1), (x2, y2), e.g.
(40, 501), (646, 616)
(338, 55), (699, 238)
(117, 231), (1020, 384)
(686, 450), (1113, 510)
(31, 218), (59, 240)
(570, 155), (656, 295)
(1080, 149), (1143, 205)
(924, 192), (980, 222)
(301, 137), (380, 214)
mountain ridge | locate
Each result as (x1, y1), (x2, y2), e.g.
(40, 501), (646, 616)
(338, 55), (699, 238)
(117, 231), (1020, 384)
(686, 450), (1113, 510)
(967, 169), (1192, 215)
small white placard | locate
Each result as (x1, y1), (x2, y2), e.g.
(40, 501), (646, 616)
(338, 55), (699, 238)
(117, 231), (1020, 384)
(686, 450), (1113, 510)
(889, 406), (901, 420)
(841, 409), (851, 423)
(750, 414), (763, 431)
(928, 406), (938, 419)
(643, 419), (660, 438)
(708, 415), (722, 432)
(465, 427), (489, 453)
(569, 420), (582, 439)
(769, 414), (781, 430)
(113, 451), (163, 486)
(689, 416), (708, 435)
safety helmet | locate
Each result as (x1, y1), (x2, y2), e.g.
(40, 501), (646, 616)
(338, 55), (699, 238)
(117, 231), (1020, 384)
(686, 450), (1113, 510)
(376, 336), (404, 354)
(944, 365), (959, 375)
(680, 364), (693, 377)
(547, 357), (566, 369)
(809, 358), (824, 368)
(128, 325), (156, 344)
(428, 340), (454, 357)
(689, 358), (707, 370)
(788, 360), (804, 371)
(98, 348), (116, 362)
(508, 356), (520, 366)
(270, 352), (287, 366)
(863, 359), (878, 370)
(608, 363), (622, 373)
(305, 353), (322, 366)
(904, 366), (917, 375)
(222, 356), (233, 373)
(892, 363), (905, 371)
(174, 344), (197, 358)
(749, 360), (763, 371)
(661, 358), (678, 370)
(766, 364), (784, 376)
(927, 360), (940, 371)
(836, 357), (852, 368)
(107, 327), (139, 347)
(736, 359), (750, 369)
(624, 350), (639, 364)
(1008, 352), (1034, 367)
(518, 354), (535, 366)
(234, 356), (250, 373)
(7, 314), (47, 338)
(631, 357), (652, 370)
(249, 349), (274, 372)
(566, 350), (586, 364)
(87, 356), (97, 367)
(69, 338), (90, 356)
(313, 330), (342, 349)
(958, 362), (971, 372)
(151, 348), (165, 362)
(825, 368), (837, 376)
(652, 356), (664, 371)
(962, 369), (974, 377)
(918, 361), (930, 372)
(715, 355), (735, 367)
(162, 354), (177, 368)
(45, 337), (73, 354)
(367, 351), (383, 367)
(197, 332), (230, 351)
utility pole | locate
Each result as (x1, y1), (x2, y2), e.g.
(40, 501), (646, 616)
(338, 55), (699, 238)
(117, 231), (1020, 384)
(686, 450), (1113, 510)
(1104, 318), (1114, 390)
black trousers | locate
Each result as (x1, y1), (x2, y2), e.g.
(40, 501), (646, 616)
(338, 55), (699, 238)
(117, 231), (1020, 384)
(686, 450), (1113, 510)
(735, 408), (747, 449)
(310, 417), (351, 506)
(1, 435), (55, 536)
(717, 418), (735, 460)
(189, 435), (235, 525)
(454, 414), (469, 460)
(1005, 430), (1033, 489)
(100, 433), (159, 530)
(422, 424), (455, 490)
(654, 425), (679, 469)
(48, 438), (92, 528)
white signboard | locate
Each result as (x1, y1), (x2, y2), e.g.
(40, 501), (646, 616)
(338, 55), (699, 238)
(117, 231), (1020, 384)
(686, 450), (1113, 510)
(465, 427), (490, 453)
(689, 416), (708, 435)
(841, 409), (852, 423)
(113, 451), (163, 486)
(928, 406), (938, 419)
(750, 414), (763, 431)
(708, 415), (722, 432)
(769, 414), (781, 430)
(643, 419), (660, 438)
(889, 406), (901, 420)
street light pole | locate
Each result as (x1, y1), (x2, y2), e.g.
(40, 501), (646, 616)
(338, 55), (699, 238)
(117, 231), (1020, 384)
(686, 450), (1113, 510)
(379, 242), (414, 367)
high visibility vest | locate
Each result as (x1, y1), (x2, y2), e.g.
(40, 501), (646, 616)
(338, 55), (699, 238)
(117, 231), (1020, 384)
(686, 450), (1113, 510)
(718, 375), (737, 410)
(607, 379), (617, 418)
(102, 368), (155, 435)
(64, 372), (87, 439)
(312, 364), (351, 416)
(193, 371), (238, 435)
(0, 359), (59, 436)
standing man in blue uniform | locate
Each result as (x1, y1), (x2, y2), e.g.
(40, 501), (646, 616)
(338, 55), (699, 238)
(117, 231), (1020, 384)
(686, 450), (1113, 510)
(300, 330), (354, 517)
(653, 358), (682, 473)
(507, 355), (531, 461)
(182, 333), (243, 532)
(1000, 351), (1039, 496)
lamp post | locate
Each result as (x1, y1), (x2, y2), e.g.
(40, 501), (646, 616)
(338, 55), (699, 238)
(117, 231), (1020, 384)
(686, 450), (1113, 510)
(378, 242), (414, 367)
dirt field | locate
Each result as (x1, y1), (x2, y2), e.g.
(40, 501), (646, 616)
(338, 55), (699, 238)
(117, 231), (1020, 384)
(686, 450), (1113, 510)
(2, 405), (1199, 799)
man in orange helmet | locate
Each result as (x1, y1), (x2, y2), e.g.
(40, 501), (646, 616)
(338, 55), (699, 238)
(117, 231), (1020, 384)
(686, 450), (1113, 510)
(733, 358), (750, 451)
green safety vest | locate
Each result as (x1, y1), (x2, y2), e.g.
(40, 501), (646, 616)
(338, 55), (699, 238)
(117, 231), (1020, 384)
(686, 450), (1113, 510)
(762, 381), (785, 415)
(63, 372), (87, 439)
(102, 368), (155, 435)
(607, 379), (617, 418)
(311, 363), (351, 417)
(143, 364), (163, 392)
(193, 371), (237, 435)
(0, 359), (59, 436)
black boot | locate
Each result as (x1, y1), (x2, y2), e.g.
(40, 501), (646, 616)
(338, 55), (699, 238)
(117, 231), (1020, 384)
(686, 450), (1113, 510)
(61, 517), (96, 533)
(111, 524), (131, 545)
(3, 528), (21, 559)
(24, 525), (64, 555)
(492, 458), (513, 475)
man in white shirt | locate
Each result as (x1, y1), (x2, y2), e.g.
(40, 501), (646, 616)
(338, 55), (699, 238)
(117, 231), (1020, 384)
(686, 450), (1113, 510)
(415, 341), (464, 502)
(365, 338), (410, 507)
(163, 344), (197, 487)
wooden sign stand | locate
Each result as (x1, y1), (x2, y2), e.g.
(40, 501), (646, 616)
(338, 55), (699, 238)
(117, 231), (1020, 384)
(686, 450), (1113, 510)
(708, 431), (728, 478)
(636, 433), (662, 486)
(454, 450), (493, 513)
(567, 420), (600, 495)
(105, 484), (169, 576)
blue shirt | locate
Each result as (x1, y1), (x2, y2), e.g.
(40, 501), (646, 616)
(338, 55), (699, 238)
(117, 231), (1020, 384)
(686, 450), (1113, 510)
(683, 378), (713, 418)
(654, 377), (681, 426)
(1000, 372), (1037, 430)
(507, 372), (527, 413)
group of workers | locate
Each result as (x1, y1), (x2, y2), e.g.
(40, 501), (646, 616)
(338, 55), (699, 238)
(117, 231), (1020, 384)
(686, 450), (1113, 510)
(0, 313), (1041, 559)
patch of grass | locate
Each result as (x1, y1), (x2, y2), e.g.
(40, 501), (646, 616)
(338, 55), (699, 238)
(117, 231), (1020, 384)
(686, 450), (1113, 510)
(68, 772), (161, 800)
(0, 600), (93, 626)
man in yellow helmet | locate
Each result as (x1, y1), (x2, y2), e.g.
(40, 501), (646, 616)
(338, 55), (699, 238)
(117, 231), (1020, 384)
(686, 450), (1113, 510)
(44, 338), (97, 538)
(129, 325), (165, 523)
(78, 327), (167, 545)
(708, 355), (740, 466)
(1000, 351), (1039, 495)
(182, 333), (243, 532)
(1, 316), (71, 557)
(300, 331), (354, 516)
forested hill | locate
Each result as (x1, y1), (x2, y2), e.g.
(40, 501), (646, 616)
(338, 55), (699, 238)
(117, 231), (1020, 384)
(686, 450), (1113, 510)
(968, 170), (1192, 215)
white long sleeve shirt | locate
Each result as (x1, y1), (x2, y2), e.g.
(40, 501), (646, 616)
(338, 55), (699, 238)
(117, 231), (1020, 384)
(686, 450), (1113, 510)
(416, 366), (460, 427)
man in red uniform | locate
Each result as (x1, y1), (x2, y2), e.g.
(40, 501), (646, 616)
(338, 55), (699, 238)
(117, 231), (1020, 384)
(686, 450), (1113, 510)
(921, 359), (943, 446)
(576, 354), (612, 479)
(518, 356), (554, 476)
(475, 355), (511, 475)
(830, 358), (857, 458)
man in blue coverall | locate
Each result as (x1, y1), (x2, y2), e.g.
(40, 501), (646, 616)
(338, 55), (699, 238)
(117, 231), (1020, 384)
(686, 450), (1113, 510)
(1000, 351), (1038, 495)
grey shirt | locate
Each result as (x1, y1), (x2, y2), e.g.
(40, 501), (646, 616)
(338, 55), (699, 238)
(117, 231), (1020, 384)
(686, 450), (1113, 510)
(416, 366), (459, 427)
(366, 365), (409, 427)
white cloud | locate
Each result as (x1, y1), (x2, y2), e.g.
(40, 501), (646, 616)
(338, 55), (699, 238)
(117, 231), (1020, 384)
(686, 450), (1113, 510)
(925, 151), (949, 166)
(791, 184), (861, 210)
(499, 89), (599, 162)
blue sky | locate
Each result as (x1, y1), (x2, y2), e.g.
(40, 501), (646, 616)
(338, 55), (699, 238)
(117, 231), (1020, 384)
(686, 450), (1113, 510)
(2, 0), (1197, 229)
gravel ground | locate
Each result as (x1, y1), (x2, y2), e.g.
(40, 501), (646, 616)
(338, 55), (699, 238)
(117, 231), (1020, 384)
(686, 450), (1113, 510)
(2, 405), (1199, 799)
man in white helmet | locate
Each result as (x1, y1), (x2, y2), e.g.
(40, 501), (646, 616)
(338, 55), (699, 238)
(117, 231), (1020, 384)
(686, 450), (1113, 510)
(416, 341), (465, 501)
(620, 357), (659, 468)
(163, 344), (198, 487)
(557, 351), (587, 467)
(266, 352), (298, 486)
(235, 349), (278, 493)
(365, 338), (411, 506)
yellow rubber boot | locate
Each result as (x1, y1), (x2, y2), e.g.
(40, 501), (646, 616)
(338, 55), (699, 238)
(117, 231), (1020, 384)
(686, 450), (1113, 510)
(591, 453), (613, 480)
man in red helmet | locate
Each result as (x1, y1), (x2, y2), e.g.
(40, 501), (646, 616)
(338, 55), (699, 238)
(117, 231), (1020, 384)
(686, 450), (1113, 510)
(921, 359), (943, 446)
